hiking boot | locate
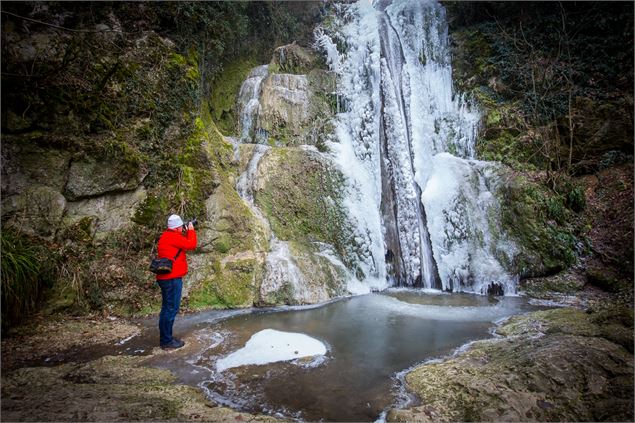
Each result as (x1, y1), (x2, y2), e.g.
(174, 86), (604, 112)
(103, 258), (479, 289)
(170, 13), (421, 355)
(160, 339), (184, 350)
(173, 338), (185, 347)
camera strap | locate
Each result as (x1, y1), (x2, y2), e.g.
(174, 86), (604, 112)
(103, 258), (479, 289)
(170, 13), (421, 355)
(173, 249), (182, 261)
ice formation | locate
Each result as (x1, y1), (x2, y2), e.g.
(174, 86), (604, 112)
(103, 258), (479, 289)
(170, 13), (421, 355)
(316, 0), (517, 294)
(216, 329), (327, 372)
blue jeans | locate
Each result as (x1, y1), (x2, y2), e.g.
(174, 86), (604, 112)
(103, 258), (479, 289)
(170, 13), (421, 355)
(158, 277), (183, 346)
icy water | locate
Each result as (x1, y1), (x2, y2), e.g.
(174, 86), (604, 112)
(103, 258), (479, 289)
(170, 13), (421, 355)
(148, 290), (546, 422)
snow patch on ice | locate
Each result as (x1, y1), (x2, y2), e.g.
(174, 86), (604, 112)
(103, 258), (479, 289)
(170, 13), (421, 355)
(216, 329), (327, 372)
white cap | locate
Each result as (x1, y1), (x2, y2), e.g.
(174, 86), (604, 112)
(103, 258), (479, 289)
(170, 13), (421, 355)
(167, 214), (183, 229)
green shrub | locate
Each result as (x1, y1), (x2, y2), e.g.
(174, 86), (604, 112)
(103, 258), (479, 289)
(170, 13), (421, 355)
(546, 196), (566, 223)
(566, 185), (586, 212)
(1, 231), (53, 330)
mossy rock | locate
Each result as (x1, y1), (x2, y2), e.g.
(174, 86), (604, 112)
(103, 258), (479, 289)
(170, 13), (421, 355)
(255, 147), (350, 249)
(257, 69), (336, 148)
(586, 267), (630, 293)
(187, 259), (256, 309)
(210, 57), (259, 134)
(258, 240), (348, 306)
(204, 180), (263, 254)
(495, 173), (578, 278)
(288, 240), (348, 298)
(269, 43), (321, 75)
(519, 273), (585, 299)
(389, 307), (634, 422)
(496, 308), (600, 337)
(1, 355), (282, 422)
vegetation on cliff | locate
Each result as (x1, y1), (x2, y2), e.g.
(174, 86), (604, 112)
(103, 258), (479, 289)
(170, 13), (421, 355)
(1, 1), (324, 325)
(446, 1), (633, 287)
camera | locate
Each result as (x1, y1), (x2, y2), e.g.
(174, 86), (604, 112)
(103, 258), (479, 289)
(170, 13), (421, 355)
(185, 218), (198, 228)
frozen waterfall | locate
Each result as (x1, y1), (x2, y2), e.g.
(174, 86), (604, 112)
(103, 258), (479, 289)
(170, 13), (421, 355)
(317, 0), (517, 294)
(237, 65), (269, 143)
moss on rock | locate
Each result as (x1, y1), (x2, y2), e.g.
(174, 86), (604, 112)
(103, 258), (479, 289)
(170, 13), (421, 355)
(187, 258), (256, 309)
(496, 174), (579, 277)
(1, 355), (282, 422)
(388, 307), (634, 422)
(210, 57), (259, 134)
(255, 147), (350, 255)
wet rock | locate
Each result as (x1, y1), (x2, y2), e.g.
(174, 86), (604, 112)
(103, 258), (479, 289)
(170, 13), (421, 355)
(388, 307), (634, 422)
(240, 50), (335, 147)
(258, 239), (347, 306)
(486, 282), (504, 296)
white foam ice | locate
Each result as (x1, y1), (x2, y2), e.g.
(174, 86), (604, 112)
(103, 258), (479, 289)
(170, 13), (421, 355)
(216, 329), (327, 372)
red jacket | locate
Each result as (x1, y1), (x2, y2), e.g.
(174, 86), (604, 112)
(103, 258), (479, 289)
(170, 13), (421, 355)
(156, 228), (197, 280)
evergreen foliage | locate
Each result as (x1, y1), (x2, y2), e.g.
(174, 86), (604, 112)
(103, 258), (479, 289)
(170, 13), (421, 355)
(1, 230), (56, 330)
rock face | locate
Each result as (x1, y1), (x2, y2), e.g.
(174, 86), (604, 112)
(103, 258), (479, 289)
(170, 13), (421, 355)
(64, 158), (147, 201)
(259, 73), (311, 138)
(2, 185), (67, 239)
(252, 147), (353, 305)
(64, 187), (147, 240)
(1, 355), (281, 422)
(236, 44), (336, 148)
(387, 307), (634, 422)
(0, 141), (71, 195)
(270, 43), (320, 74)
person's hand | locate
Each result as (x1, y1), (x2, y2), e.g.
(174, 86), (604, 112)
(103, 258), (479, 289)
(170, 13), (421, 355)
(187, 222), (195, 231)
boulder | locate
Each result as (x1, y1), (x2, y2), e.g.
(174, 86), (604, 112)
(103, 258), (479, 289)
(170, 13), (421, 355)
(64, 157), (147, 201)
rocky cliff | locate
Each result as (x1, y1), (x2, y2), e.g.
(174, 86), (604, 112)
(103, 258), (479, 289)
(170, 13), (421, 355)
(1, 2), (331, 326)
(1, 1), (632, 328)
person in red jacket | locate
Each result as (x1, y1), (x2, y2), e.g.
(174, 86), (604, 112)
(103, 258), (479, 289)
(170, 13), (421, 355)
(156, 214), (197, 349)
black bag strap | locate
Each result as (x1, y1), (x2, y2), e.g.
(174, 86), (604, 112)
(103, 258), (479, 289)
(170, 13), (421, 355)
(173, 249), (182, 261)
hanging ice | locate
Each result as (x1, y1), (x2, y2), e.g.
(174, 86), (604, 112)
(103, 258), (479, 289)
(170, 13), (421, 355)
(316, 0), (518, 294)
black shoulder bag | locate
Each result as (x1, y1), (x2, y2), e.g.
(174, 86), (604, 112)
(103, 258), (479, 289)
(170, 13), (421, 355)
(149, 249), (182, 275)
